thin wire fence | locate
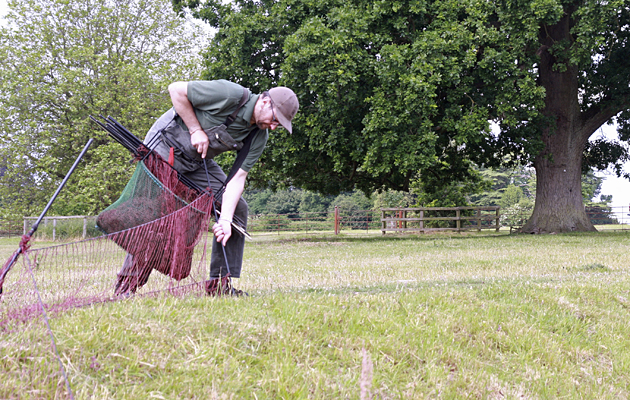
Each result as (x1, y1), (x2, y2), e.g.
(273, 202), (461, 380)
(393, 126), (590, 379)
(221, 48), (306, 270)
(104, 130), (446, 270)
(6, 205), (630, 240)
(0, 220), (22, 237)
(248, 208), (382, 235)
(502, 205), (630, 231)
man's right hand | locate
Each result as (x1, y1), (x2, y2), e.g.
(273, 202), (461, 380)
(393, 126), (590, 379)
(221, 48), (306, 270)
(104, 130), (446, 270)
(190, 129), (208, 158)
(212, 218), (233, 246)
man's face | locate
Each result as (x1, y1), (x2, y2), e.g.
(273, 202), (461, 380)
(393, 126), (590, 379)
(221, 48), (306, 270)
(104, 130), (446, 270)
(256, 99), (280, 131)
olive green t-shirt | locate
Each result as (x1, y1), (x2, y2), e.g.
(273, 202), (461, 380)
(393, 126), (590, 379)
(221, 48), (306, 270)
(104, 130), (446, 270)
(175, 79), (269, 172)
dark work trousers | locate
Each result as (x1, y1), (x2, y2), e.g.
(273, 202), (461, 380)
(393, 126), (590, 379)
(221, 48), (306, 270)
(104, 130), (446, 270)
(118, 109), (248, 282)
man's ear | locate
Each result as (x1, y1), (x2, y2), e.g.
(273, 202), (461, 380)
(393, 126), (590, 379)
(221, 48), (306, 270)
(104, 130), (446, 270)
(254, 96), (270, 111)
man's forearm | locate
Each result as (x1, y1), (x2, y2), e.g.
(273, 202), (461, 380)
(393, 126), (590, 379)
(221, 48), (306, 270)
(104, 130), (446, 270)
(219, 168), (248, 222)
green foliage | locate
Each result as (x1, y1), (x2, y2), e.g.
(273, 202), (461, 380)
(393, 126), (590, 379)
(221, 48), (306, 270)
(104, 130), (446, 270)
(500, 203), (534, 227)
(371, 189), (415, 209)
(0, 0), (203, 221)
(600, 194), (613, 204)
(328, 190), (373, 214)
(246, 188), (366, 217)
(176, 0), (518, 201)
(179, 0), (629, 231)
(260, 189), (302, 217)
(31, 217), (102, 240)
(245, 188), (304, 216)
(328, 190), (374, 229)
(412, 164), (490, 207)
(469, 167), (536, 207)
(298, 190), (333, 215)
(249, 213), (292, 231)
(244, 189), (275, 215)
(470, 166), (605, 210)
(581, 171), (604, 205)
(499, 185), (524, 209)
(585, 205), (619, 225)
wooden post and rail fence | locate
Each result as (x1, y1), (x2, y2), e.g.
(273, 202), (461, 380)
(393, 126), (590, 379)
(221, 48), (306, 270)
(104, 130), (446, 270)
(12, 207), (501, 240)
(380, 206), (501, 234)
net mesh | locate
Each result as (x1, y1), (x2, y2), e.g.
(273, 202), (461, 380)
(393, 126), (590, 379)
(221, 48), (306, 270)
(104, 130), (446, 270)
(0, 151), (215, 396)
(96, 157), (211, 294)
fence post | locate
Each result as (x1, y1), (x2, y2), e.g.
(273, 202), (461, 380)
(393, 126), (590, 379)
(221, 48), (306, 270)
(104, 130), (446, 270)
(420, 210), (424, 232)
(456, 209), (461, 232)
(403, 210), (407, 230)
(23, 217), (27, 236)
(381, 209), (385, 235)
(477, 208), (481, 232)
(83, 217), (87, 239)
(334, 206), (340, 235)
(496, 207), (500, 231)
(53, 218), (57, 241)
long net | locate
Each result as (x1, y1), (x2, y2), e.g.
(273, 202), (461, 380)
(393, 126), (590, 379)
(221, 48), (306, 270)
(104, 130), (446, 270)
(0, 150), (214, 397)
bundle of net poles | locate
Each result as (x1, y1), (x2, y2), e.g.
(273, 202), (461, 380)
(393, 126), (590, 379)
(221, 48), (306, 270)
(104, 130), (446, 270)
(90, 115), (250, 236)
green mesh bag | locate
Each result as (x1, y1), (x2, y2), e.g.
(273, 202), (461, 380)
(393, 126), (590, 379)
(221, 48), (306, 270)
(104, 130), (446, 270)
(96, 161), (188, 234)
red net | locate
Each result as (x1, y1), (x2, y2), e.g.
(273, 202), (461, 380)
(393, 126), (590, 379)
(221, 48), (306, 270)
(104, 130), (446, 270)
(0, 150), (214, 326)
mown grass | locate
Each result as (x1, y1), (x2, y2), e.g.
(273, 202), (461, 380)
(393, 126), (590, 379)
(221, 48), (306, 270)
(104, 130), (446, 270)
(1, 231), (630, 399)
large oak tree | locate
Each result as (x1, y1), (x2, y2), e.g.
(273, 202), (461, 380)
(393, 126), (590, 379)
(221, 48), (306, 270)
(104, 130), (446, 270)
(180, 0), (629, 232)
(514, 0), (630, 232)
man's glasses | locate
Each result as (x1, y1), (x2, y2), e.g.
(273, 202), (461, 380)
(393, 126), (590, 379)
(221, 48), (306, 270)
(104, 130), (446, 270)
(269, 100), (278, 123)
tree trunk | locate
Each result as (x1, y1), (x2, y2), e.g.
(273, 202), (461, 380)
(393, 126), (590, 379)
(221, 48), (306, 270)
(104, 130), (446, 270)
(522, 9), (596, 233)
(522, 137), (596, 233)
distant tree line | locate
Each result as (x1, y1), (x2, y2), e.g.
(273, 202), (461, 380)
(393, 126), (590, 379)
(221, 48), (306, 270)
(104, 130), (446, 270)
(244, 188), (402, 216)
(246, 167), (618, 226)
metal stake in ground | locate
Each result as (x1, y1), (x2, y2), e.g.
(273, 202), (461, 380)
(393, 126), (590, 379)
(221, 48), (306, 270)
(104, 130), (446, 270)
(203, 158), (231, 277)
(0, 139), (94, 295)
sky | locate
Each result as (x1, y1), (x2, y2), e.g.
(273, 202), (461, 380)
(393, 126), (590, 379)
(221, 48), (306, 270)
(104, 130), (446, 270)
(593, 124), (630, 211)
(0, 0), (628, 210)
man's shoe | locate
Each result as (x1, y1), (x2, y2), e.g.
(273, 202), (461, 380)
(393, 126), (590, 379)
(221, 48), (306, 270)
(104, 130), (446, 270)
(205, 277), (248, 297)
(226, 286), (248, 297)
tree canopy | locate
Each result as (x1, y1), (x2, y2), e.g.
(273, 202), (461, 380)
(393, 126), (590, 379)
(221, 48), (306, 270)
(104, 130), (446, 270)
(0, 0), (204, 220)
(177, 0), (629, 232)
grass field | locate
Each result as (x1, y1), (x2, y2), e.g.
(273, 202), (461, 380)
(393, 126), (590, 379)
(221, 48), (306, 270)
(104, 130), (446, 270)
(1, 230), (630, 399)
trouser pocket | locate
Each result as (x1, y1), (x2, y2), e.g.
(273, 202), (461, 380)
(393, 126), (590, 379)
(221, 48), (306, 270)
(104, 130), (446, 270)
(160, 121), (203, 173)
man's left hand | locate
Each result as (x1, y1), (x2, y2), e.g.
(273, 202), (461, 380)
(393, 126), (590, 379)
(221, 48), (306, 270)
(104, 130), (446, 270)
(212, 219), (232, 246)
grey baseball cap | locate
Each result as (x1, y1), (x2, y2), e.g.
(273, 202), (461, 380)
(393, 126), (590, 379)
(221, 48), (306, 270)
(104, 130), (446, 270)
(268, 87), (299, 133)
